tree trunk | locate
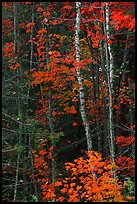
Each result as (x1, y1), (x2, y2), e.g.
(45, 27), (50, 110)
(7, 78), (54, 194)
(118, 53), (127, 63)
(128, 78), (135, 160)
(28, 3), (40, 200)
(104, 3), (116, 176)
(99, 31), (109, 158)
(44, 7), (57, 184)
(75, 2), (92, 151)
(13, 3), (22, 201)
(13, 2), (29, 201)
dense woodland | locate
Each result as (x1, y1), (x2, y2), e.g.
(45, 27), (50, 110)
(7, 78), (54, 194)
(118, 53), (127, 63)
(2, 2), (135, 202)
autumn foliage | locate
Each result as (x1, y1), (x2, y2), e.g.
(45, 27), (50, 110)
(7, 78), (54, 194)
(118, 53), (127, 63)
(30, 145), (134, 202)
(29, 121), (135, 202)
(115, 134), (135, 178)
(2, 1), (135, 202)
(29, 139), (56, 201)
(55, 151), (124, 202)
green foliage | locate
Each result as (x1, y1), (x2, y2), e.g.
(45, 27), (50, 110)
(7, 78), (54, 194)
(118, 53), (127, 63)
(49, 132), (64, 143)
(30, 195), (39, 202)
(123, 177), (135, 199)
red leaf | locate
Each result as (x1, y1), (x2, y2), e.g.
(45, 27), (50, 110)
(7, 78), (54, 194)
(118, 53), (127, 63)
(113, 104), (119, 109)
(37, 7), (43, 12)
(130, 125), (135, 130)
(72, 122), (77, 127)
(63, 5), (72, 10)
(101, 2), (106, 7)
(107, 39), (112, 45)
(39, 150), (46, 156)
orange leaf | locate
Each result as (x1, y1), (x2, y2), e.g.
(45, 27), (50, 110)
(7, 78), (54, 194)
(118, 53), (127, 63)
(26, 22), (35, 28)
(70, 183), (75, 187)
(58, 196), (65, 202)
(61, 188), (67, 193)
(69, 105), (77, 114)
(54, 181), (62, 186)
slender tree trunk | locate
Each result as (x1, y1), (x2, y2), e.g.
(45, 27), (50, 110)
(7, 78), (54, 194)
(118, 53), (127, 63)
(95, 65), (102, 152)
(128, 78), (135, 160)
(43, 7), (56, 184)
(99, 35), (109, 157)
(29, 3), (34, 73)
(75, 2), (92, 151)
(13, 3), (29, 201)
(13, 3), (20, 201)
(13, 2), (24, 200)
(28, 3), (40, 200)
(13, 152), (20, 201)
(114, 33), (130, 153)
(48, 88), (56, 184)
(104, 3), (116, 176)
(29, 137), (40, 200)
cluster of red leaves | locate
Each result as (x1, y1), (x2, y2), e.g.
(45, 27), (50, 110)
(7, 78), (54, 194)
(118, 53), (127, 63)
(2, 42), (21, 70)
(54, 151), (127, 202)
(3, 42), (14, 58)
(28, 140), (56, 202)
(2, 2), (13, 11)
(115, 156), (135, 177)
(115, 134), (135, 178)
(116, 135), (135, 147)
(2, 19), (13, 37)
(110, 10), (135, 32)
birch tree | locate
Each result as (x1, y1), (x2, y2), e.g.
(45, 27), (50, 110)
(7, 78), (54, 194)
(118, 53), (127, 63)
(104, 2), (115, 174)
(75, 2), (92, 151)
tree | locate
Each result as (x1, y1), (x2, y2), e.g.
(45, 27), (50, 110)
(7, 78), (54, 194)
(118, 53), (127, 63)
(2, 2), (135, 202)
(75, 2), (93, 151)
(103, 2), (115, 175)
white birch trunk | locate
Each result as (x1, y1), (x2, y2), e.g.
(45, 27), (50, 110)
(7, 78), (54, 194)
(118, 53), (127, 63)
(75, 2), (92, 151)
(105, 3), (113, 89)
(104, 3), (115, 175)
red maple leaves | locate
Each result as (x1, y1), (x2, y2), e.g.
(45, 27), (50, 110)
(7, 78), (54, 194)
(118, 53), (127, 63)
(116, 135), (135, 147)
